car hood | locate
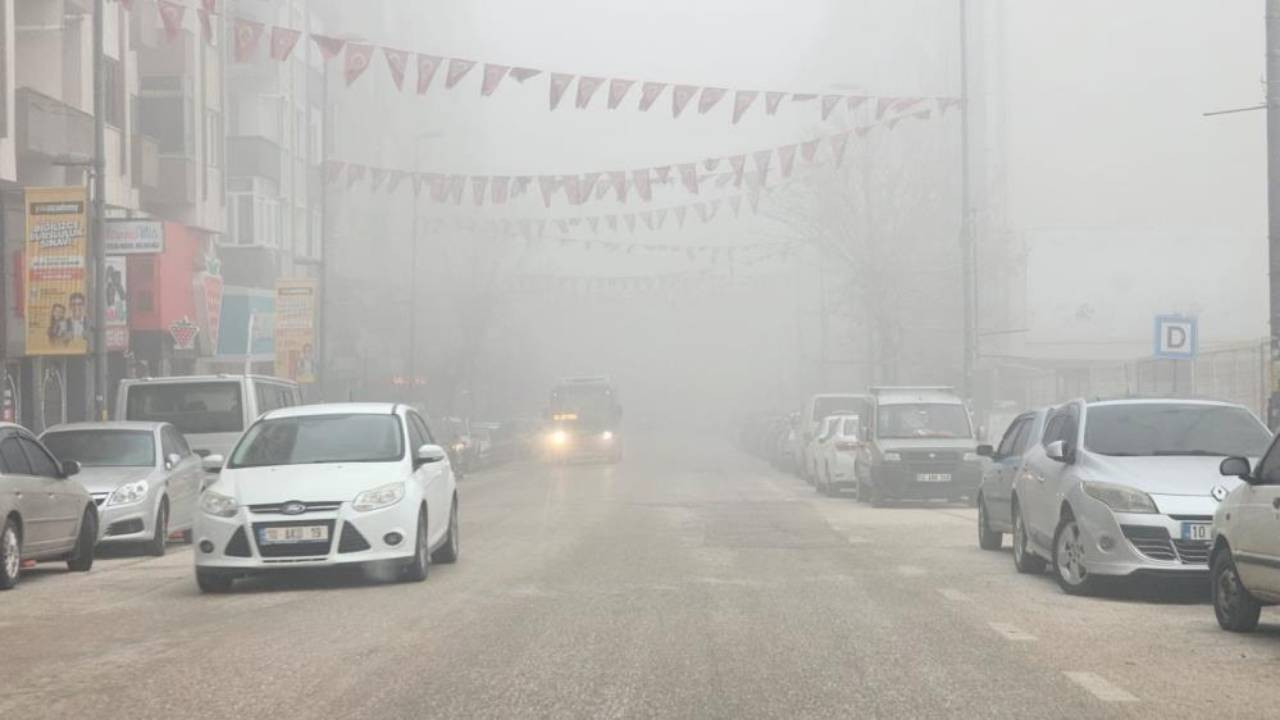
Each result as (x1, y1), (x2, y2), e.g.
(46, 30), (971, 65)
(1079, 454), (1246, 497)
(75, 466), (157, 494)
(876, 438), (977, 452)
(213, 462), (404, 505)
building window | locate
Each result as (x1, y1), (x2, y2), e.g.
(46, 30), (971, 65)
(139, 96), (190, 155)
(104, 58), (124, 128)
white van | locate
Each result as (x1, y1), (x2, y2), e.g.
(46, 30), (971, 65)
(115, 375), (302, 458)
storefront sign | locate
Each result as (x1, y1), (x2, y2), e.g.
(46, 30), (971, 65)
(105, 256), (129, 351)
(169, 317), (200, 351)
(105, 221), (164, 254)
(274, 279), (317, 384)
(25, 187), (89, 356)
(216, 287), (275, 359)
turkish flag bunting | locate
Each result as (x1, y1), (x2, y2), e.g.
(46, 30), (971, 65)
(654, 166), (672, 184)
(672, 85), (697, 118)
(424, 174), (444, 202)
(632, 170), (652, 202)
(538, 176), (558, 207)
(609, 171), (628, 202)
(576, 76), (605, 108)
(639, 82), (666, 111)
(679, 164), (699, 195)
(698, 87), (727, 114)
(732, 91), (759, 124)
(821, 95), (841, 121)
(370, 168), (387, 191)
(510, 67), (542, 83)
(197, 9), (213, 45)
(876, 97), (895, 120)
(753, 150), (772, 185)
(777, 145), (797, 177)
(562, 175), (583, 205)
(765, 91), (786, 115)
(448, 175), (465, 205)
(270, 27), (302, 61)
(311, 34), (346, 61)
(704, 158), (721, 172)
(481, 64), (509, 96)
(157, 1), (186, 42)
(594, 178), (610, 200)
(801, 139), (820, 162)
(383, 48), (410, 90)
(472, 177), (489, 205)
(608, 79), (635, 109)
(830, 132), (851, 166)
(674, 206), (688, 227)
(729, 155), (746, 187)
(416, 55), (442, 94)
(345, 43), (375, 86)
(233, 19), (264, 62)
(445, 59), (476, 89)
(581, 173), (602, 200)
(847, 95), (868, 111)
(491, 177), (510, 204)
(549, 73), (574, 110)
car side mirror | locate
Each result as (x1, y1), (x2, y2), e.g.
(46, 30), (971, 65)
(1045, 440), (1074, 464)
(1220, 456), (1255, 482)
(201, 454), (225, 473)
(415, 444), (447, 467)
(194, 448), (211, 458)
(976, 444), (995, 459)
(60, 460), (81, 478)
(165, 452), (182, 470)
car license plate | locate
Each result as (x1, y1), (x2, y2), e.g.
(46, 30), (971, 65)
(259, 525), (329, 545)
(1180, 523), (1211, 542)
(917, 473), (952, 483)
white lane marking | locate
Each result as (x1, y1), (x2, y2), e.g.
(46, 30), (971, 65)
(988, 622), (1037, 641)
(938, 588), (972, 602)
(1063, 672), (1138, 702)
(895, 565), (927, 577)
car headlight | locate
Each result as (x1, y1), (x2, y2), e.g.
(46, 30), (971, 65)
(549, 430), (569, 447)
(1081, 481), (1158, 514)
(601, 431), (614, 442)
(353, 483), (405, 512)
(108, 480), (149, 507)
(883, 452), (902, 462)
(200, 490), (238, 518)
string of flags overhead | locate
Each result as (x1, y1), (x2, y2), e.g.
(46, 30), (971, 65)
(126, 0), (961, 125)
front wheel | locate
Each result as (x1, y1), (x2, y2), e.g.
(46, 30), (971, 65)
(400, 509), (430, 582)
(66, 507), (97, 572)
(1012, 504), (1046, 574)
(432, 500), (460, 564)
(145, 501), (169, 557)
(0, 517), (21, 590)
(1052, 512), (1101, 595)
(977, 495), (1002, 550)
(196, 569), (234, 594)
(1213, 550), (1261, 632)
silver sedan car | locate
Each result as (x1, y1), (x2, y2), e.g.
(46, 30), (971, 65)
(1013, 398), (1272, 595)
(41, 422), (205, 556)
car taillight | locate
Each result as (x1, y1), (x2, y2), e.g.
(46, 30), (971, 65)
(835, 441), (859, 451)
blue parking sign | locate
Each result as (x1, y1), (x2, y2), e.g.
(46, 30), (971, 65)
(1154, 315), (1197, 359)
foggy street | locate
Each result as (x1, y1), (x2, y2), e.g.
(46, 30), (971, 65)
(5, 434), (1280, 719)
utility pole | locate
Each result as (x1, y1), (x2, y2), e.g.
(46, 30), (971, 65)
(1268, 0), (1280, 428)
(958, 0), (976, 402)
(91, 0), (108, 419)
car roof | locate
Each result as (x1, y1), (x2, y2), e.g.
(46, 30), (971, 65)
(1083, 397), (1247, 410)
(875, 390), (964, 406)
(811, 393), (869, 401)
(42, 421), (164, 433)
(120, 374), (296, 386)
(262, 403), (402, 420)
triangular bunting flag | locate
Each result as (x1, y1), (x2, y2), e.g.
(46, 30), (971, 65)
(732, 91), (759, 124)
(588, 217), (600, 233)
(672, 85), (697, 118)
(778, 145), (797, 177)
(801, 139), (820, 162)
(383, 48), (410, 90)
(632, 170), (652, 202)
(346, 164), (366, 187)
(624, 215), (637, 233)
(197, 9), (213, 44)
(830, 132), (850, 166)
(654, 166), (672, 184)
(753, 150), (772, 185)
(481, 64), (509, 96)
(876, 97), (895, 120)
(639, 82), (666, 111)
(417, 55), (442, 94)
(679, 164), (699, 195)
(822, 95), (841, 121)
(576, 76), (605, 108)
(472, 177), (489, 205)
(344, 43), (374, 86)
(387, 171), (405, 194)
(606, 215), (618, 232)
(729, 196), (743, 217)
(847, 95), (868, 111)
(491, 177), (510, 204)
(765, 91), (786, 115)
(730, 155), (746, 186)
(562, 175), (583, 205)
(233, 18), (264, 63)
(538, 176), (558, 207)
(550, 73), (574, 110)
(609, 171), (628, 202)
(675, 206), (688, 227)
(698, 87), (727, 114)
(608, 79), (635, 109)
(157, 1), (186, 43)
(704, 158), (721, 172)
(311, 34), (346, 61)
(445, 59), (476, 89)
(656, 209), (668, 229)
(510, 67), (542, 82)
(448, 175), (465, 204)
(370, 168), (387, 191)
(270, 27), (301, 62)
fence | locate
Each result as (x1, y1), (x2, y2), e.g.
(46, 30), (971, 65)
(994, 341), (1270, 419)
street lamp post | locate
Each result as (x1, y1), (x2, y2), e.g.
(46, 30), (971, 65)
(91, 0), (108, 419)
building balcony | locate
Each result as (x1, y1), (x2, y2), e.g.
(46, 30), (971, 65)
(132, 134), (161, 189)
(16, 87), (93, 162)
(149, 155), (196, 206)
(228, 136), (283, 186)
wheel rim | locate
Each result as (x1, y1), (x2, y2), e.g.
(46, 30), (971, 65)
(2, 527), (18, 579)
(1056, 520), (1087, 585)
(1217, 564), (1244, 619)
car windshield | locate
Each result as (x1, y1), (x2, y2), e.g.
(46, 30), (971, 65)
(841, 417), (861, 436)
(228, 414), (404, 468)
(813, 397), (865, 423)
(1084, 404), (1272, 457)
(126, 382), (243, 434)
(877, 404), (972, 439)
(42, 430), (155, 467)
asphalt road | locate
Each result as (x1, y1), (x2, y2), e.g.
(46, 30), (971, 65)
(4, 435), (1280, 719)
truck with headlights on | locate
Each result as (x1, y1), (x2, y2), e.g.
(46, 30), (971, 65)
(543, 377), (622, 464)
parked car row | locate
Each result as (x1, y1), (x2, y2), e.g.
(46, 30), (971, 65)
(973, 395), (1280, 634)
(3, 373), (463, 593)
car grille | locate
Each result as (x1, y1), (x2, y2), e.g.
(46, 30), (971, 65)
(91, 493), (109, 508)
(225, 526), (252, 557)
(251, 520), (336, 558)
(901, 450), (960, 462)
(1120, 525), (1210, 565)
(248, 501), (343, 515)
(338, 522), (371, 553)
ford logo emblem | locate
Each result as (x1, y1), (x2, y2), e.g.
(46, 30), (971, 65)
(281, 501), (307, 516)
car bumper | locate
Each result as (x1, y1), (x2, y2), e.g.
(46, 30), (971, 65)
(194, 501), (419, 573)
(1067, 491), (1213, 578)
(872, 463), (982, 498)
(95, 499), (158, 544)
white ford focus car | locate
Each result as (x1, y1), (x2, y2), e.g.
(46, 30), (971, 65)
(193, 403), (459, 593)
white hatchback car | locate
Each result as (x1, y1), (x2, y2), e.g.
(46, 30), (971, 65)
(193, 403), (459, 593)
(1210, 444), (1280, 632)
